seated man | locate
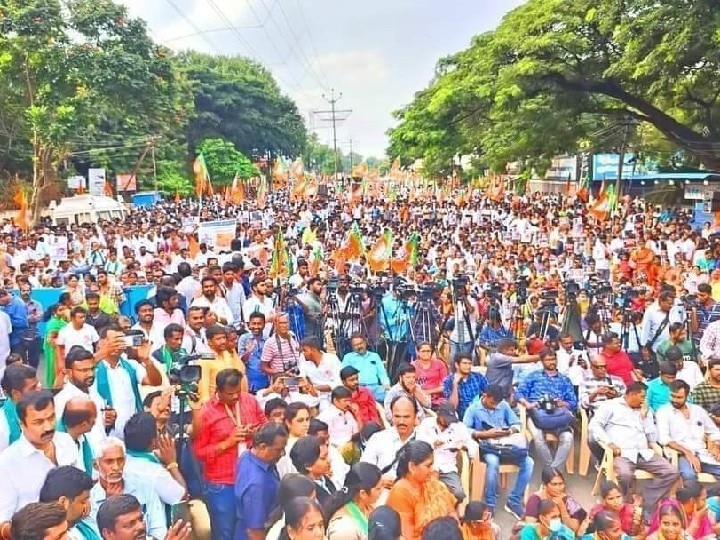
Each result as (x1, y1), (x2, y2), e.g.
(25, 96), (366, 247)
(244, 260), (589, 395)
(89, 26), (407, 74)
(515, 348), (576, 470)
(645, 361), (677, 413)
(340, 366), (380, 425)
(317, 386), (360, 448)
(443, 353), (488, 419)
(96, 494), (191, 540)
(589, 381), (679, 518)
(341, 334), (390, 402)
(579, 357), (626, 413)
(656, 379), (720, 482)
(463, 384), (533, 519)
(383, 363), (431, 423)
(10, 502), (68, 540)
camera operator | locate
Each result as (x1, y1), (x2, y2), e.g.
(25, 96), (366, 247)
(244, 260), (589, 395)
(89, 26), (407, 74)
(379, 284), (412, 375)
(477, 311), (513, 353)
(447, 279), (478, 365)
(295, 277), (327, 342)
(197, 324), (249, 403)
(582, 313), (604, 357)
(690, 283), (720, 352)
(260, 313), (300, 378)
(642, 289), (682, 356)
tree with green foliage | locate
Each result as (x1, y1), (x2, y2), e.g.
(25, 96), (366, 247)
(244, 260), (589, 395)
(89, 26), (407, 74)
(177, 52), (307, 160)
(198, 137), (259, 187)
(0, 0), (190, 218)
(390, 0), (720, 172)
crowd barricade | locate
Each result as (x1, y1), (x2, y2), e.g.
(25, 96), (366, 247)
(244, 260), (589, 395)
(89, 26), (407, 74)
(15, 285), (154, 337)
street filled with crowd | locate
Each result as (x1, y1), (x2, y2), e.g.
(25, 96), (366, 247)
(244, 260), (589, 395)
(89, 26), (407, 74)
(1, 181), (720, 540)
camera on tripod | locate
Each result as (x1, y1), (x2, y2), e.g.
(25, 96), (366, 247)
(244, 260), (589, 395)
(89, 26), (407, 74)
(588, 276), (613, 297)
(680, 294), (699, 309)
(484, 281), (503, 302)
(326, 278), (339, 292)
(168, 352), (216, 398)
(564, 280), (581, 301)
(451, 275), (470, 300)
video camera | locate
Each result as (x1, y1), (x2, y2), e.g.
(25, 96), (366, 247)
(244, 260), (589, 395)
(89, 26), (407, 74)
(564, 280), (581, 302)
(168, 352), (216, 399)
(587, 276), (613, 297)
(516, 276), (530, 304)
(451, 275), (470, 301)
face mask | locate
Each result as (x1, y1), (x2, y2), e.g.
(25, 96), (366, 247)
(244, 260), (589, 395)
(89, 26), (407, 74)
(548, 518), (562, 533)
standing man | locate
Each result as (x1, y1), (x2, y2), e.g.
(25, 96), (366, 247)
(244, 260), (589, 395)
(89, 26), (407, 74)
(0, 289), (28, 358)
(242, 277), (276, 338)
(0, 364), (40, 453)
(297, 277), (326, 341)
(260, 314), (301, 378)
(54, 346), (106, 440)
(238, 312), (268, 392)
(0, 391), (78, 527)
(219, 262), (246, 332)
(192, 369), (266, 540)
(58, 397), (99, 477)
(192, 277), (233, 327)
(17, 282), (42, 368)
(91, 325), (162, 438)
(690, 358), (720, 424)
(691, 283), (720, 359)
(234, 423), (288, 540)
(182, 306), (211, 355)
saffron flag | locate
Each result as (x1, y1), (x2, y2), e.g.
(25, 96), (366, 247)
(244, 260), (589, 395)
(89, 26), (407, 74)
(256, 175), (268, 209)
(367, 229), (393, 273)
(230, 175), (245, 205)
(193, 154), (212, 197)
(13, 189), (29, 231)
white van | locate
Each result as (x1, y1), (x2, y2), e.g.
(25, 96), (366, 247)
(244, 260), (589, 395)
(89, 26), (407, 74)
(49, 194), (128, 226)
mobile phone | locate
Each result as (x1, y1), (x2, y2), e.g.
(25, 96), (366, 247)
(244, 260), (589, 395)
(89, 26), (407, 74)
(124, 333), (144, 347)
(282, 377), (300, 387)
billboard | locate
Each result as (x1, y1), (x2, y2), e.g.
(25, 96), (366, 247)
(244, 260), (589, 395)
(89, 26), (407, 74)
(591, 154), (637, 180)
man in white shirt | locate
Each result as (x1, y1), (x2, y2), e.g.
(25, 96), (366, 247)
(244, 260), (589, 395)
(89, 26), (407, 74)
(665, 346), (704, 391)
(176, 262), (200, 302)
(242, 277), (276, 338)
(181, 306), (211, 355)
(0, 364), (40, 453)
(589, 382), (680, 517)
(0, 391), (79, 524)
(191, 276), (233, 326)
(317, 386), (359, 448)
(656, 379), (720, 482)
(122, 412), (186, 506)
(299, 336), (342, 411)
(90, 325), (163, 439)
(361, 395), (418, 502)
(56, 307), (100, 364)
(39, 465), (100, 540)
(90, 438), (168, 539)
(417, 405), (477, 503)
(54, 346), (107, 440)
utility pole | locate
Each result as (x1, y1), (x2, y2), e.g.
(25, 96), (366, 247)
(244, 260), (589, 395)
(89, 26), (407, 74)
(349, 138), (354, 173)
(314, 89), (352, 183)
(151, 139), (158, 192)
(616, 118), (633, 199)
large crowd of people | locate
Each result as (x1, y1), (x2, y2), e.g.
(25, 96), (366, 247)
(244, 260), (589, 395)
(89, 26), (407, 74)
(0, 181), (719, 540)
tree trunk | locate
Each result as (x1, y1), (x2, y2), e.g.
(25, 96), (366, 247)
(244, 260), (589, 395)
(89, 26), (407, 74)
(546, 74), (720, 170)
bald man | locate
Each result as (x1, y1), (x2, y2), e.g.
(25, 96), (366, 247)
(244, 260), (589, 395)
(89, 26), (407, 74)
(60, 396), (99, 477)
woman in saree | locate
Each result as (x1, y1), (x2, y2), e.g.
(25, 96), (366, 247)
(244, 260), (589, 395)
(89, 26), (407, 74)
(43, 304), (70, 389)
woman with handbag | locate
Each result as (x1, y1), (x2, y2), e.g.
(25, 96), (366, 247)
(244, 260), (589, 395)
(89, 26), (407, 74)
(524, 467), (587, 535)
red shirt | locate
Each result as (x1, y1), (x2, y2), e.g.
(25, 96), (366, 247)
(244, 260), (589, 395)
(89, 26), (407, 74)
(193, 394), (267, 485)
(351, 386), (380, 425)
(603, 349), (635, 386)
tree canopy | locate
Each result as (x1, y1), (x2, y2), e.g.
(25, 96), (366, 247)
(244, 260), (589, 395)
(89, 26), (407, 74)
(388, 0), (720, 175)
(177, 52), (307, 159)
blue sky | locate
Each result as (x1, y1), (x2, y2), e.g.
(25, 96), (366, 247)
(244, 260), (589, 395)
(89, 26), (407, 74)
(121, 0), (524, 157)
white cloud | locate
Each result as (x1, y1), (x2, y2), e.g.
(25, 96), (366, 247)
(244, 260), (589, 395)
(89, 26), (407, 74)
(313, 50), (388, 86)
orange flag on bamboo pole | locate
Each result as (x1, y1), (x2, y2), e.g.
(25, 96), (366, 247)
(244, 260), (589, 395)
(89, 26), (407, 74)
(188, 234), (200, 259)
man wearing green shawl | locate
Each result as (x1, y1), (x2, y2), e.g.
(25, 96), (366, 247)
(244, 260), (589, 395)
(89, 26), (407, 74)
(58, 397), (99, 478)
(0, 363), (40, 453)
(39, 465), (101, 540)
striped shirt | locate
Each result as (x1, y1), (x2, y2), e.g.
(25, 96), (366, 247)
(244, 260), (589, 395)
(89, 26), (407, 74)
(260, 333), (300, 374)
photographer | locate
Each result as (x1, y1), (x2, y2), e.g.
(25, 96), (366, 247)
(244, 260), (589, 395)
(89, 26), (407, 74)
(379, 285), (412, 377)
(477, 311), (513, 352)
(556, 334), (589, 391)
(447, 279), (478, 365)
(296, 277), (326, 342)
(641, 289), (681, 356)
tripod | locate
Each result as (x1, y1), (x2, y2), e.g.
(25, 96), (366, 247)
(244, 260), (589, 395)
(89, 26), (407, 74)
(412, 294), (438, 350)
(334, 291), (368, 357)
(377, 294), (411, 383)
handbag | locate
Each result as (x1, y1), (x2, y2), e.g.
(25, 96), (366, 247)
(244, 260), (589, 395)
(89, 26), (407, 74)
(478, 441), (528, 462)
(528, 407), (576, 433)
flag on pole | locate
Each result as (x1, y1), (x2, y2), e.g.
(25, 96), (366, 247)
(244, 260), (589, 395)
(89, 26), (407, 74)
(230, 174), (245, 205)
(104, 180), (114, 198)
(13, 189), (29, 231)
(193, 153), (211, 197)
(405, 233), (421, 266)
(343, 222), (366, 260)
(269, 230), (292, 279)
(256, 175), (268, 209)
(367, 229), (393, 273)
